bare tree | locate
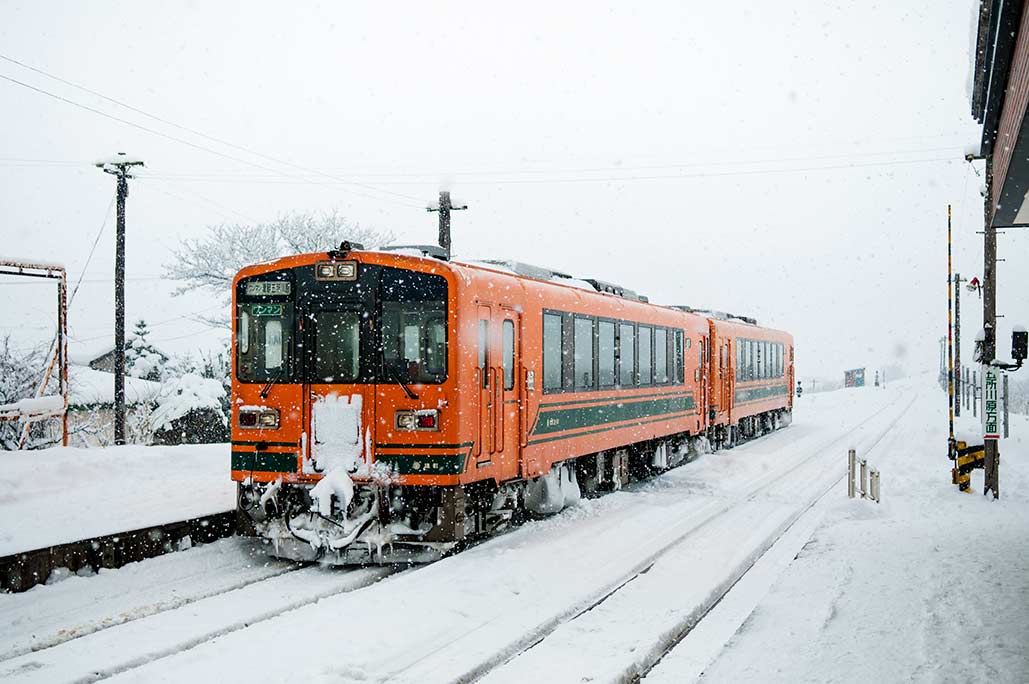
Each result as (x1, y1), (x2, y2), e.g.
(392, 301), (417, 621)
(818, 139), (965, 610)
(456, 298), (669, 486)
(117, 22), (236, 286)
(274, 209), (392, 254)
(165, 210), (394, 328)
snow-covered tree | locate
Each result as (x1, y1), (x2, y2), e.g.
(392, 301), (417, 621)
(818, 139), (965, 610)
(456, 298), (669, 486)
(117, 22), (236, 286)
(125, 319), (168, 381)
(164, 209), (394, 328)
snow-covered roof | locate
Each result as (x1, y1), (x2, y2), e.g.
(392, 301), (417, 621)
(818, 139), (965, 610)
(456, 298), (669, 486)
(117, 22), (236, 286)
(69, 342), (115, 366)
(69, 365), (163, 406)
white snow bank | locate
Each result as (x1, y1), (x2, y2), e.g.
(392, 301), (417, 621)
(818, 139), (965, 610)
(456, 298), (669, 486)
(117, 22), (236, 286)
(0, 443), (233, 556)
(684, 378), (1029, 683)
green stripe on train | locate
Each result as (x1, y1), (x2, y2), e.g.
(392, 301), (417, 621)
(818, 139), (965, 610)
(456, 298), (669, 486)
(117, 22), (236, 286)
(375, 453), (467, 475)
(734, 384), (789, 403)
(231, 451), (298, 473)
(531, 394), (696, 436)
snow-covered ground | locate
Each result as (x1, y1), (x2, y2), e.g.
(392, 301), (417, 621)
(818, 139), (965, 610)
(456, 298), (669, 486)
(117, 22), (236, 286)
(655, 384), (1029, 683)
(0, 443), (234, 556)
(2, 373), (1025, 684)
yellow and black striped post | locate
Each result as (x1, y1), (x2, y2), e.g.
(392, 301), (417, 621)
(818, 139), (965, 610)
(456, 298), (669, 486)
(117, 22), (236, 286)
(952, 440), (985, 492)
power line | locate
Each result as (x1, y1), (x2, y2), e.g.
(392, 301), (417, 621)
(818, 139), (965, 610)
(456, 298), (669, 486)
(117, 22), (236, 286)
(0, 53), (424, 205)
(137, 176), (261, 224)
(69, 196), (115, 304)
(0, 68), (423, 208)
(58, 143), (967, 181)
(132, 155), (959, 188)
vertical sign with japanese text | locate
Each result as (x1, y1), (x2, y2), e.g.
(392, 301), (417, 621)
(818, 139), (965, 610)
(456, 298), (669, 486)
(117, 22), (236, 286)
(982, 365), (1001, 440)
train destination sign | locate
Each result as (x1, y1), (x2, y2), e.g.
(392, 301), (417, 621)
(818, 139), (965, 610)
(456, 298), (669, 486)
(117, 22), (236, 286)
(251, 303), (284, 317)
(245, 281), (291, 297)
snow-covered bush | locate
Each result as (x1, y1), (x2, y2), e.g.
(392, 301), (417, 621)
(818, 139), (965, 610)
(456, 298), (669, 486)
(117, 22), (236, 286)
(150, 373), (228, 445)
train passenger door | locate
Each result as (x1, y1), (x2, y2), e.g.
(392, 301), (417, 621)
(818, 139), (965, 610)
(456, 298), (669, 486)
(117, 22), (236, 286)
(495, 309), (521, 477)
(720, 342), (731, 417)
(475, 306), (493, 459)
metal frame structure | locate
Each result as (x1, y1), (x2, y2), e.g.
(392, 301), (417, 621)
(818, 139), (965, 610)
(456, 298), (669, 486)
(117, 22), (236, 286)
(0, 259), (68, 447)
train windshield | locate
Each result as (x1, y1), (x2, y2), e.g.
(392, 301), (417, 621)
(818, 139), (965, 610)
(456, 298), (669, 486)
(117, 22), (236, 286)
(380, 269), (448, 384)
(236, 266), (448, 385)
(237, 302), (294, 382)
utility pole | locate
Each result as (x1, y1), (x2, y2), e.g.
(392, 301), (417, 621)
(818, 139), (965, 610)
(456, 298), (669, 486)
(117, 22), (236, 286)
(947, 205), (955, 454)
(426, 191), (467, 256)
(983, 159), (1000, 498)
(96, 153), (144, 446)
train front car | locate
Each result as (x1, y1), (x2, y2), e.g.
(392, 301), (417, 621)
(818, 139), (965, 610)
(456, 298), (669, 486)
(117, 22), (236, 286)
(231, 246), (462, 565)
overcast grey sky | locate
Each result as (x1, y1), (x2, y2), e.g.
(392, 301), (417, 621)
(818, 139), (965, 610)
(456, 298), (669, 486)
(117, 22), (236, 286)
(0, 0), (1014, 380)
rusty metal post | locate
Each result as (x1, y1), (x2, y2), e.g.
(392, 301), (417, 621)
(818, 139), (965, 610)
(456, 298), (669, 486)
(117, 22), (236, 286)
(848, 448), (856, 498)
(972, 370), (977, 418)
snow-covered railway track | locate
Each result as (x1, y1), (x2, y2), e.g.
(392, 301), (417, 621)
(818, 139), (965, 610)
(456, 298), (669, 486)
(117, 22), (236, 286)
(0, 556), (398, 683)
(403, 391), (918, 683)
(49, 386), (915, 684)
(0, 538), (301, 662)
(478, 393), (919, 684)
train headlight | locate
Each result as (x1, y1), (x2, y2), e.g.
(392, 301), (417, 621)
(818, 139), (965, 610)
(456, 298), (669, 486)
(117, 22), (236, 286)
(239, 407), (280, 429)
(395, 409), (439, 431)
(315, 261), (358, 281)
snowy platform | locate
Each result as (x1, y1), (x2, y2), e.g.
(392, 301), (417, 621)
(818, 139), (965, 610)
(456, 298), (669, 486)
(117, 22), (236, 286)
(0, 444), (234, 557)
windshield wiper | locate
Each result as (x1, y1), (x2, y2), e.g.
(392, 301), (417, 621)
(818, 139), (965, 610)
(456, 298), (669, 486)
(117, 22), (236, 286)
(260, 370), (284, 399)
(387, 367), (419, 400)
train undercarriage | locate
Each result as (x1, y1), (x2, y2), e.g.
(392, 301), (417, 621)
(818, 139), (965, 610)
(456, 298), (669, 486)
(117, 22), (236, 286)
(238, 408), (792, 565)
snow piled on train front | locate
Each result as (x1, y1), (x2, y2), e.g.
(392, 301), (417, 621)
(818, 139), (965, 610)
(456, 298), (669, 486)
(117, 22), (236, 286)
(308, 393), (369, 516)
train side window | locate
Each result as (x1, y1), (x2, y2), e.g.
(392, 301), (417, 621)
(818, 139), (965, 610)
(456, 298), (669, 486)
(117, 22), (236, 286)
(779, 343), (784, 377)
(503, 319), (515, 390)
(758, 341), (765, 379)
(764, 342), (770, 379)
(674, 330), (684, 383)
(639, 326), (653, 385)
(598, 320), (615, 387)
(735, 340), (741, 381)
(574, 317), (595, 389)
(745, 340), (752, 381)
(618, 322), (636, 386)
(654, 328), (668, 384)
(543, 313), (562, 391)
(478, 320), (489, 388)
